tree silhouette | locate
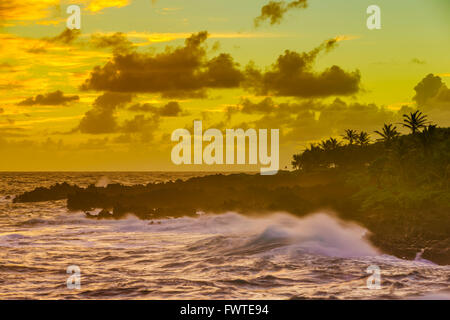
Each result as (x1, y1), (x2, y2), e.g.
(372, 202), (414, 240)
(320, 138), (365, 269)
(374, 124), (400, 145)
(342, 129), (359, 145)
(403, 110), (427, 134)
(418, 124), (437, 153)
(320, 137), (341, 151)
(356, 131), (370, 146)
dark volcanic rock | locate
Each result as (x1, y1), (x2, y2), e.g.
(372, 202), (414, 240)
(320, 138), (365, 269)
(13, 182), (81, 203)
(422, 239), (450, 265)
(12, 171), (450, 265)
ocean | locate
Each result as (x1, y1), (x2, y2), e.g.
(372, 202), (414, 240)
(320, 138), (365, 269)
(0, 172), (449, 299)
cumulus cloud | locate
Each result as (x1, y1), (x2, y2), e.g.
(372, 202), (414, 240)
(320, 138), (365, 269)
(413, 74), (450, 125)
(129, 101), (183, 116)
(255, 0), (308, 27)
(18, 90), (79, 106)
(159, 101), (182, 116)
(77, 92), (163, 136)
(121, 114), (160, 133)
(90, 32), (133, 53)
(78, 92), (133, 134)
(81, 32), (244, 98)
(244, 38), (361, 98)
(82, 33), (358, 99)
(414, 74), (449, 106)
(228, 97), (397, 142)
(128, 103), (156, 113)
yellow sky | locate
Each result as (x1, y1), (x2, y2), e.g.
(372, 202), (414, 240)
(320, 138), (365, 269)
(0, 0), (449, 171)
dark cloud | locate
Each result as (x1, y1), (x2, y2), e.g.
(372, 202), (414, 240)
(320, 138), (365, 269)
(18, 90), (79, 106)
(244, 39), (361, 98)
(229, 97), (397, 142)
(413, 74), (450, 125)
(241, 97), (276, 114)
(414, 74), (448, 106)
(78, 92), (133, 134)
(129, 101), (183, 117)
(159, 101), (182, 116)
(201, 53), (244, 88)
(82, 32), (356, 99)
(90, 32), (133, 53)
(45, 28), (81, 44)
(81, 32), (243, 98)
(255, 0), (308, 27)
(121, 114), (160, 134)
(77, 92), (162, 136)
(26, 46), (47, 54)
(0, 107), (3, 113)
(128, 103), (157, 113)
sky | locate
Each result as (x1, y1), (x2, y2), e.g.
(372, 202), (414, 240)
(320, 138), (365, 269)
(0, 0), (449, 171)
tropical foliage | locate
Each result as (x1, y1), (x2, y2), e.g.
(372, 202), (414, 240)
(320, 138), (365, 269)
(292, 111), (450, 211)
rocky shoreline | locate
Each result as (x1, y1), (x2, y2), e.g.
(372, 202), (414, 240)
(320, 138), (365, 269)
(13, 171), (450, 265)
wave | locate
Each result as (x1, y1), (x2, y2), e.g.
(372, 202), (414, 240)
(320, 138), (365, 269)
(140, 212), (381, 258)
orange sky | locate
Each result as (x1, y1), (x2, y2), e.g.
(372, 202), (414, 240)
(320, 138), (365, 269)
(0, 0), (449, 171)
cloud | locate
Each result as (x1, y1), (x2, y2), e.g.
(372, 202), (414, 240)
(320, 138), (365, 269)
(82, 33), (357, 99)
(414, 74), (448, 106)
(202, 53), (244, 88)
(121, 114), (160, 134)
(90, 32), (133, 53)
(241, 97), (276, 114)
(45, 28), (81, 44)
(0, 0), (131, 25)
(411, 58), (426, 65)
(244, 38), (361, 98)
(129, 101), (183, 117)
(159, 101), (182, 116)
(18, 90), (79, 106)
(0, 107), (3, 113)
(255, 0), (308, 27)
(128, 103), (156, 113)
(227, 97), (398, 143)
(0, 127), (28, 138)
(77, 91), (162, 137)
(81, 31), (244, 98)
(78, 92), (133, 134)
(86, 0), (131, 13)
(0, 0), (59, 24)
(413, 74), (450, 124)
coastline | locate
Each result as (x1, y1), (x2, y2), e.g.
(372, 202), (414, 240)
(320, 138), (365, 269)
(13, 170), (450, 265)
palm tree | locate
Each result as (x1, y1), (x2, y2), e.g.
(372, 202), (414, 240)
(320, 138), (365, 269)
(374, 124), (400, 144)
(402, 110), (427, 134)
(356, 131), (370, 146)
(342, 129), (358, 145)
(292, 143), (323, 170)
(320, 138), (341, 151)
(418, 125), (437, 153)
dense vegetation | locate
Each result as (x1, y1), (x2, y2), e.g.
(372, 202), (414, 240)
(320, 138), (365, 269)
(291, 111), (450, 264)
(13, 111), (450, 264)
(292, 111), (449, 210)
